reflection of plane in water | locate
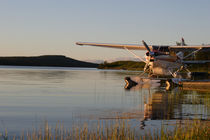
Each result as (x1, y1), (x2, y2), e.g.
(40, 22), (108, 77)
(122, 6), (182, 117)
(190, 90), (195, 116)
(76, 38), (210, 88)
(143, 91), (172, 123)
(140, 88), (210, 129)
(115, 77), (209, 129)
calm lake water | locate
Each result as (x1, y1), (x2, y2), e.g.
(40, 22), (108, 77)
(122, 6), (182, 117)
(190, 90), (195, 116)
(0, 66), (209, 135)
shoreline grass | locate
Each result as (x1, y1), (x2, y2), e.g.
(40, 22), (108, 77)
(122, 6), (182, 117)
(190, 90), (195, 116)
(0, 120), (209, 140)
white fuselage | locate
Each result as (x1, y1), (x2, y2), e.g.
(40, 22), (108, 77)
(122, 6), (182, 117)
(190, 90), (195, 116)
(145, 55), (181, 76)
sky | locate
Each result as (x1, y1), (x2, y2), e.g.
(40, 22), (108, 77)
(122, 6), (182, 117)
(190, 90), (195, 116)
(0, 0), (210, 62)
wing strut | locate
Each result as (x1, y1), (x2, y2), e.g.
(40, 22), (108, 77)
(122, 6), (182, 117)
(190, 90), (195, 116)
(124, 47), (146, 63)
(183, 48), (202, 59)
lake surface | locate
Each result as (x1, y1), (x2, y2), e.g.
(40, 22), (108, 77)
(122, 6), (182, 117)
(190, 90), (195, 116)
(0, 66), (209, 136)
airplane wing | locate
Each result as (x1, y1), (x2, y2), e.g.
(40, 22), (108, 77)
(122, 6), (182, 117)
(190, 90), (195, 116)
(76, 42), (150, 50)
(76, 42), (210, 50)
(169, 45), (210, 49)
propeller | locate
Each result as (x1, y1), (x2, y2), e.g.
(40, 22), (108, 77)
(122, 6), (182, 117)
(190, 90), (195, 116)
(142, 40), (155, 56)
(142, 40), (151, 52)
(142, 40), (154, 74)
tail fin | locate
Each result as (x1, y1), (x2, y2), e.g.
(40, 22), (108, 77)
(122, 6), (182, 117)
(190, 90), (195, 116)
(181, 37), (186, 46)
(176, 38), (187, 46)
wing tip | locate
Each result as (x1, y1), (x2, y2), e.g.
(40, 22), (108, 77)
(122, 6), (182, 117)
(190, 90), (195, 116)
(76, 42), (83, 46)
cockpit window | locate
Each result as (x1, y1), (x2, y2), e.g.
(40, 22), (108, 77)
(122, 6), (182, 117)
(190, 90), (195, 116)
(152, 46), (169, 52)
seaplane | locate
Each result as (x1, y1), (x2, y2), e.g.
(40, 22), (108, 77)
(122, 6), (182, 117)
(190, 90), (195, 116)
(76, 38), (210, 90)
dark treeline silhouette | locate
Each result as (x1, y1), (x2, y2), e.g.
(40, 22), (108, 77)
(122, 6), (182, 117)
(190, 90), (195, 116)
(0, 55), (98, 68)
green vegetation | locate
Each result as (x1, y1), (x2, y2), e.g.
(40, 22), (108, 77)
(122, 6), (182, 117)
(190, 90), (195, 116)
(160, 120), (210, 140)
(98, 61), (210, 72)
(187, 63), (210, 72)
(98, 61), (145, 71)
(1, 120), (209, 140)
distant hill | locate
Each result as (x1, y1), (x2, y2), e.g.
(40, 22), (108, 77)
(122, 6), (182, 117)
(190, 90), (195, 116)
(0, 55), (98, 68)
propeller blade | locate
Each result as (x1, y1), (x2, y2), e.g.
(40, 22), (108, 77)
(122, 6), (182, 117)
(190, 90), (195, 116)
(142, 40), (151, 52)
